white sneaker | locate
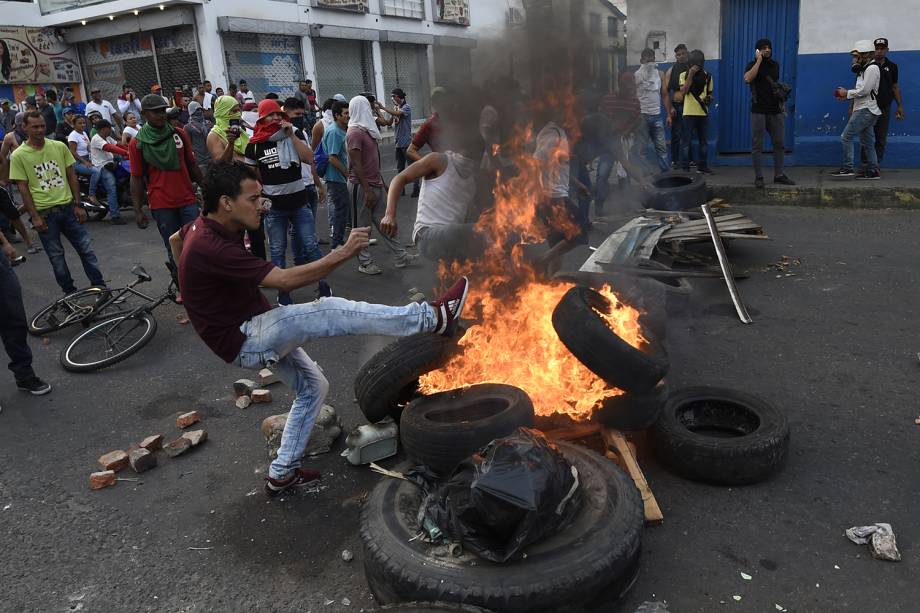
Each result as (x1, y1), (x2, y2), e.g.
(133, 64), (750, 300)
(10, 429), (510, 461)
(394, 253), (419, 269)
(358, 263), (383, 275)
(369, 238), (378, 245)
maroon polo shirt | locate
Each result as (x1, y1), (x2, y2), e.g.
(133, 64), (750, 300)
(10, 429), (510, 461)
(178, 215), (275, 362)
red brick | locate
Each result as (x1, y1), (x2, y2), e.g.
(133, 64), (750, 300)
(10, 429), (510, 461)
(89, 470), (116, 490)
(251, 389), (272, 403)
(163, 436), (192, 457)
(176, 411), (201, 429)
(97, 450), (129, 472)
(182, 429), (208, 447)
(139, 434), (164, 451)
(128, 448), (157, 473)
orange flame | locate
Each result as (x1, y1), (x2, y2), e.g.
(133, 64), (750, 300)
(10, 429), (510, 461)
(419, 97), (646, 420)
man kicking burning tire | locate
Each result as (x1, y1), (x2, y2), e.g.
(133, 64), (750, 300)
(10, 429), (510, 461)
(170, 162), (469, 496)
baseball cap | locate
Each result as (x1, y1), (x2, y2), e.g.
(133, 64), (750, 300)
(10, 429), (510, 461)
(187, 101), (201, 116)
(333, 93), (347, 102)
(140, 93), (168, 111)
(62, 106), (75, 115)
(851, 40), (874, 54)
(874, 38), (889, 48)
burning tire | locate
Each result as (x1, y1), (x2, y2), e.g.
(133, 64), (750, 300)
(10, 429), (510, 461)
(593, 380), (668, 431)
(374, 603), (494, 613)
(360, 442), (643, 613)
(400, 384), (535, 475)
(651, 387), (790, 485)
(643, 171), (707, 211)
(355, 334), (460, 423)
(552, 286), (668, 393)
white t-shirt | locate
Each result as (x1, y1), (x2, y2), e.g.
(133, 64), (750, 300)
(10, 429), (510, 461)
(67, 130), (90, 159)
(296, 131), (315, 187)
(635, 63), (663, 115)
(85, 100), (118, 123)
(123, 126), (139, 141)
(90, 133), (116, 168)
(414, 152), (476, 242)
(117, 97), (142, 118)
(240, 90), (255, 104)
(202, 92), (214, 110)
(534, 122), (570, 199)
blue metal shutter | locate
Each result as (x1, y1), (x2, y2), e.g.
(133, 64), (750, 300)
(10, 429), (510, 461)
(718, 0), (800, 154)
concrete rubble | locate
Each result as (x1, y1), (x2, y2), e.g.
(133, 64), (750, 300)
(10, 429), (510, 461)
(251, 389), (272, 403)
(258, 368), (279, 386)
(176, 411), (201, 429)
(261, 404), (342, 459)
(128, 448), (157, 473)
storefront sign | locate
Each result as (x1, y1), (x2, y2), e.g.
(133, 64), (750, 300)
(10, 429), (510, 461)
(0, 26), (81, 84)
(313, 0), (369, 13)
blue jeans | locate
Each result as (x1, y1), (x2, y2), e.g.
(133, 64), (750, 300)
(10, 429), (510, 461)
(264, 203), (325, 306)
(326, 181), (350, 248)
(842, 108), (879, 172)
(595, 153), (615, 212)
(151, 204), (200, 265)
(97, 167), (119, 218)
(35, 204), (105, 293)
(681, 115), (710, 171)
(73, 162), (100, 197)
(235, 298), (438, 478)
(643, 113), (669, 172)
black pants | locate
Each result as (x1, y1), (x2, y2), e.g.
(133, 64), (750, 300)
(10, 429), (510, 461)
(0, 255), (34, 383)
(861, 104), (892, 165)
(669, 101), (684, 165)
(395, 146), (420, 195)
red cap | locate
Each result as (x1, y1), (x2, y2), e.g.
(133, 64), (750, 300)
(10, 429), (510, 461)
(256, 99), (283, 121)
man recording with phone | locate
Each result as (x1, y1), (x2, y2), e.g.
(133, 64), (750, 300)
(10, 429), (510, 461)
(744, 38), (795, 188)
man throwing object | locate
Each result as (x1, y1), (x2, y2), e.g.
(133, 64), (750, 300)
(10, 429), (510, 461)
(170, 162), (469, 496)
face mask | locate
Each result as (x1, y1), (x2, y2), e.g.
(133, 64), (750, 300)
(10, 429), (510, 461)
(851, 61), (863, 74)
(291, 116), (305, 129)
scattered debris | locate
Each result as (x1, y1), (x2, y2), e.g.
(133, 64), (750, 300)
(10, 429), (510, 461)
(740, 572), (752, 581)
(176, 411), (201, 428)
(182, 429), (208, 447)
(41, 337), (50, 346)
(128, 448), (157, 473)
(97, 450), (129, 472)
(764, 255), (802, 273)
(324, 599), (334, 606)
(251, 389), (272, 403)
(236, 395), (252, 410)
(233, 379), (256, 398)
(139, 434), (164, 452)
(914, 417), (920, 426)
(341, 598), (351, 606)
(341, 549), (354, 562)
(163, 436), (193, 458)
(262, 405), (342, 459)
(258, 368), (279, 386)
(732, 595), (742, 602)
(2, 504), (10, 511)
(89, 470), (116, 490)
(775, 605), (787, 611)
(175, 314), (190, 325)
(634, 603), (669, 613)
(846, 523), (902, 561)
(342, 420), (399, 465)
(187, 547), (214, 551)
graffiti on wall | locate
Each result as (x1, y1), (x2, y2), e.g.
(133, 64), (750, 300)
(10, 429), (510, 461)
(434, 0), (470, 25)
(0, 26), (81, 85)
(313, 0), (369, 13)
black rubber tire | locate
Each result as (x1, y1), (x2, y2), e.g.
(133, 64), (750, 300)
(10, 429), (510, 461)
(593, 380), (668, 431)
(355, 333), (460, 423)
(651, 386), (791, 485)
(643, 171), (707, 211)
(375, 603), (494, 613)
(552, 286), (669, 393)
(400, 384), (535, 475)
(360, 442), (643, 613)
(60, 312), (157, 373)
(28, 287), (111, 336)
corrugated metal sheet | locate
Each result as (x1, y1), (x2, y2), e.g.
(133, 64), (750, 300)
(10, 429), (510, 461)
(718, 0), (800, 153)
(312, 38), (374, 102)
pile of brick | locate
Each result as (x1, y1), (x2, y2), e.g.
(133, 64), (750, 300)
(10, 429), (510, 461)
(233, 368), (279, 409)
(89, 410), (208, 490)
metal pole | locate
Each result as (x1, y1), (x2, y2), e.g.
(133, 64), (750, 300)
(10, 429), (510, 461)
(701, 203), (753, 324)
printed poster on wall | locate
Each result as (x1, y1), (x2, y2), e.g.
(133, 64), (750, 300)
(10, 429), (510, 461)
(0, 26), (81, 84)
(312, 0), (369, 13)
(434, 0), (470, 25)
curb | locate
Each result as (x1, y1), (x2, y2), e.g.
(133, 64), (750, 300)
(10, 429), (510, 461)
(711, 184), (920, 209)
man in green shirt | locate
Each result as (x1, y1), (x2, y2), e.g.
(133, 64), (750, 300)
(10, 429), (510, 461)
(9, 111), (105, 293)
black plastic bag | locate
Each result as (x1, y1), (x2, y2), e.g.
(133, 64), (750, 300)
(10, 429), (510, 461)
(424, 427), (582, 563)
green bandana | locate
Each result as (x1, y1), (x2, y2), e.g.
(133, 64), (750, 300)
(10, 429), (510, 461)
(135, 122), (180, 170)
(210, 95), (249, 155)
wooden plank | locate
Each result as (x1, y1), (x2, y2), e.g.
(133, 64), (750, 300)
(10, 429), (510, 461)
(602, 429), (664, 525)
(543, 423), (602, 442)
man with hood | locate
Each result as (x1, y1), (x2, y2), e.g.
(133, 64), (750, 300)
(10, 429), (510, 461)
(347, 95), (416, 275)
(832, 41), (882, 180)
(677, 50), (714, 174)
(244, 98), (330, 304)
(744, 38), (795, 187)
(129, 94), (203, 268)
(184, 100), (213, 178)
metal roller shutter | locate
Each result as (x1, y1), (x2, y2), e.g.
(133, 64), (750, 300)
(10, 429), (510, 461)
(381, 42), (430, 120)
(155, 27), (201, 93)
(223, 32), (304, 100)
(312, 38), (374, 102)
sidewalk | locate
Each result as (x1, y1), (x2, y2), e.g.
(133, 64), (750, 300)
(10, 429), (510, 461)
(706, 166), (920, 209)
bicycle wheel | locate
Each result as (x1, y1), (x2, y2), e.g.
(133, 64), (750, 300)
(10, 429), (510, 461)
(60, 312), (157, 373)
(29, 287), (111, 336)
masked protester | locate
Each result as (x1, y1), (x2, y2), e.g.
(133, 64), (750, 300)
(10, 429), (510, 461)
(677, 49), (714, 174)
(831, 41), (882, 180)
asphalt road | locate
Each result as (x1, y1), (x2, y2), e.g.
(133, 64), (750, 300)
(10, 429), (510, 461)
(2, 154), (919, 612)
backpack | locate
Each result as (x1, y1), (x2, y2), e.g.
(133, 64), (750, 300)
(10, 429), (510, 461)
(314, 140), (329, 177)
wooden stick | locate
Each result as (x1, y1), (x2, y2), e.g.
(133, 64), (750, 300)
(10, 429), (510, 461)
(543, 423), (602, 442)
(602, 429), (664, 525)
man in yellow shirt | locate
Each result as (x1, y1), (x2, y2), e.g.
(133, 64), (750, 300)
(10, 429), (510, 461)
(9, 111), (105, 294)
(678, 49), (714, 173)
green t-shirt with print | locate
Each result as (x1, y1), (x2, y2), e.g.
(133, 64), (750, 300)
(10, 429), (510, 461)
(9, 139), (76, 210)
